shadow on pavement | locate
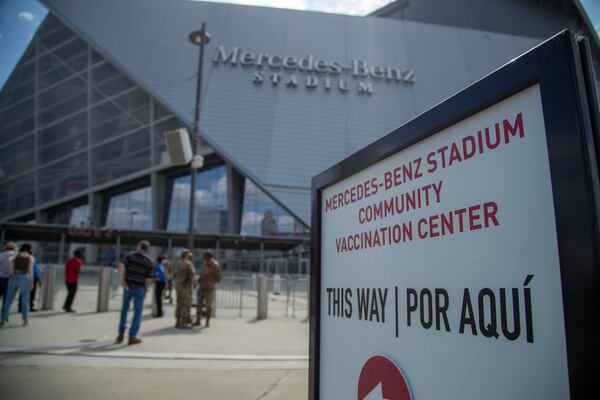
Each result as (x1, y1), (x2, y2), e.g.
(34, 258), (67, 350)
(21, 311), (65, 319)
(142, 325), (203, 337)
(245, 318), (266, 324)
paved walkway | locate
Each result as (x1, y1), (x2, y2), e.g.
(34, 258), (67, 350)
(0, 286), (309, 399)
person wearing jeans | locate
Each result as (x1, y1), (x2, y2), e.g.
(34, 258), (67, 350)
(118, 286), (146, 339)
(0, 242), (17, 311)
(0, 243), (34, 327)
(115, 240), (154, 345)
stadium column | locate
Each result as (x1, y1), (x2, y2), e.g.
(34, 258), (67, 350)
(226, 164), (245, 271)
(151, 171), (168, 231)
(87, 192), (106, 264)
(226, 164), (245, 234)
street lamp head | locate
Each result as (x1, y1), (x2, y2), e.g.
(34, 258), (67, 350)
(188, 30), (210, 45)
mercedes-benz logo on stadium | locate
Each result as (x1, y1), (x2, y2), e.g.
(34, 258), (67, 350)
(357, 355), (413, 400)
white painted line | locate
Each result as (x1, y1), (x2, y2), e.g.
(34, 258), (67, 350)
(0, 347), (308, 361)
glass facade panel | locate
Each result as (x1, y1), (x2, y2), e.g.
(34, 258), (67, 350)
(105, 187), (152, 230)
(38, 23), (75, 52)
(91, 49), (104, 65)
(92, 63), (135, 102)
(39, 39), (88, 90)
(0, 173), (35, 215)
(38, 76), (87, 127)
(0, 99), (34, 144)
(0, 136), (35, 182)
(0, 80), (35, 110)
(38, 153), (88, 203)
(38, 111), (87, 165)
(241, 181), (295, 236)
(91, 89), (149, 144)
(0, 12), (196, 222)
(0, 119), (34, 150)
(167, 165), (228, 233)
(0, 63), (35, 110)
(91, 128), (151, 185)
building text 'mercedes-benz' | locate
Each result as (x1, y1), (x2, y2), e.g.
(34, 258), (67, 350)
(213, 46), (415, 95)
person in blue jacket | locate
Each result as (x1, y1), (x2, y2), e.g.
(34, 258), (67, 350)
(153, 255), (167, 318)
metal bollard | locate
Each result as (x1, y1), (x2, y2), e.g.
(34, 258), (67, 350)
(97, 267), (111, 312)
(41, 265), (57, 310)
(257, 275), (268, 319)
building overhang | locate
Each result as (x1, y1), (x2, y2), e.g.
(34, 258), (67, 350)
(0, 222), (308, 251)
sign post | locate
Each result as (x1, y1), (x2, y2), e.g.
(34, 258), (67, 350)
(310, 31), (599, 400)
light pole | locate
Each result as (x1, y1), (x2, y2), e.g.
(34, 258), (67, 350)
(187, 23), (210, 252)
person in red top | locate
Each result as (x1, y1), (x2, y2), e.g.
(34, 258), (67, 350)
(63, 249), (83, 313)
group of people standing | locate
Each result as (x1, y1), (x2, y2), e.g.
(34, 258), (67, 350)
(115, 241), (222, 344)
(0, 242), (39, 327)
(0, 242), (83, 327)
(0, 239), (223, 343)
(171, 248), (222, 329)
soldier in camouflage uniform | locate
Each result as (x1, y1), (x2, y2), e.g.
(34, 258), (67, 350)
(194, 250), (222, 327)
(173, 249), (195, 329)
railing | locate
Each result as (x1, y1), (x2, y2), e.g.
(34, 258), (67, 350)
(38, 264), (309, 318)
(215, 274), (309, 317)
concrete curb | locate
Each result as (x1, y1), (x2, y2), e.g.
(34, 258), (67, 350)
(0, 347), (309, 361)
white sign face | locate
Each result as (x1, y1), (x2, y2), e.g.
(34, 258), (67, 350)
(320, 85), (570, 399)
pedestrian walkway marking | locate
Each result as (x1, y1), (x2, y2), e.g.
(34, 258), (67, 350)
(0, 346), (308, 361)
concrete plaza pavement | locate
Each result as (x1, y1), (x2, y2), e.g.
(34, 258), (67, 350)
(0, 284), (309, 399)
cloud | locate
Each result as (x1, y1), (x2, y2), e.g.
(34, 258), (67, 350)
(18, 11), (35, 22)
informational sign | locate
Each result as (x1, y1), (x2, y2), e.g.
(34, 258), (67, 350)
(310, 31), (600, 400)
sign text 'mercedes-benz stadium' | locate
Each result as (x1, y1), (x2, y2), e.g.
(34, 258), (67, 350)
(213, 46), (415, 95)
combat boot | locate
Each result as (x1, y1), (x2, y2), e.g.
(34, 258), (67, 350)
(180, 322), (192, 329)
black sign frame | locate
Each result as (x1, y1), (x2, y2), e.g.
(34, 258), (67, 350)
(310, 30), (600, 400)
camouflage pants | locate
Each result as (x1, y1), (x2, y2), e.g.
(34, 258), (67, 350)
(175, 285), (192, 321)
(196, 289), (215, 319)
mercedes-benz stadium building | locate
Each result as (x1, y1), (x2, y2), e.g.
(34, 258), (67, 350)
(0, 0), (598, 271)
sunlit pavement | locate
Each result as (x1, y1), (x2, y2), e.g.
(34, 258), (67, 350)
(0, 285), (309, 400)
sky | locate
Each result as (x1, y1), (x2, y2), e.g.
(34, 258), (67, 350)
(0, 0), (47, 88)
(0, 0), (393, 89)
(0, 0), (599, 89)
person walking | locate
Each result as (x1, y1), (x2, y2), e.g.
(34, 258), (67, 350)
(194, 250), (222, 327)
(0, 242), (17, 311)
(63, 249), (83, 313)
(0, 243), (34, 327)
(173, 249), (195, 329)
(116, 240), (154, 345)
(153, 254), (167, 318)
(19, 254), (40, 312)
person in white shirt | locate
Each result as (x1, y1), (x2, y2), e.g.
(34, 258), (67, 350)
(0, 242), (17, 312)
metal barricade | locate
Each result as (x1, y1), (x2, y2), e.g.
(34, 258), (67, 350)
(213, 273), (309, 319)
